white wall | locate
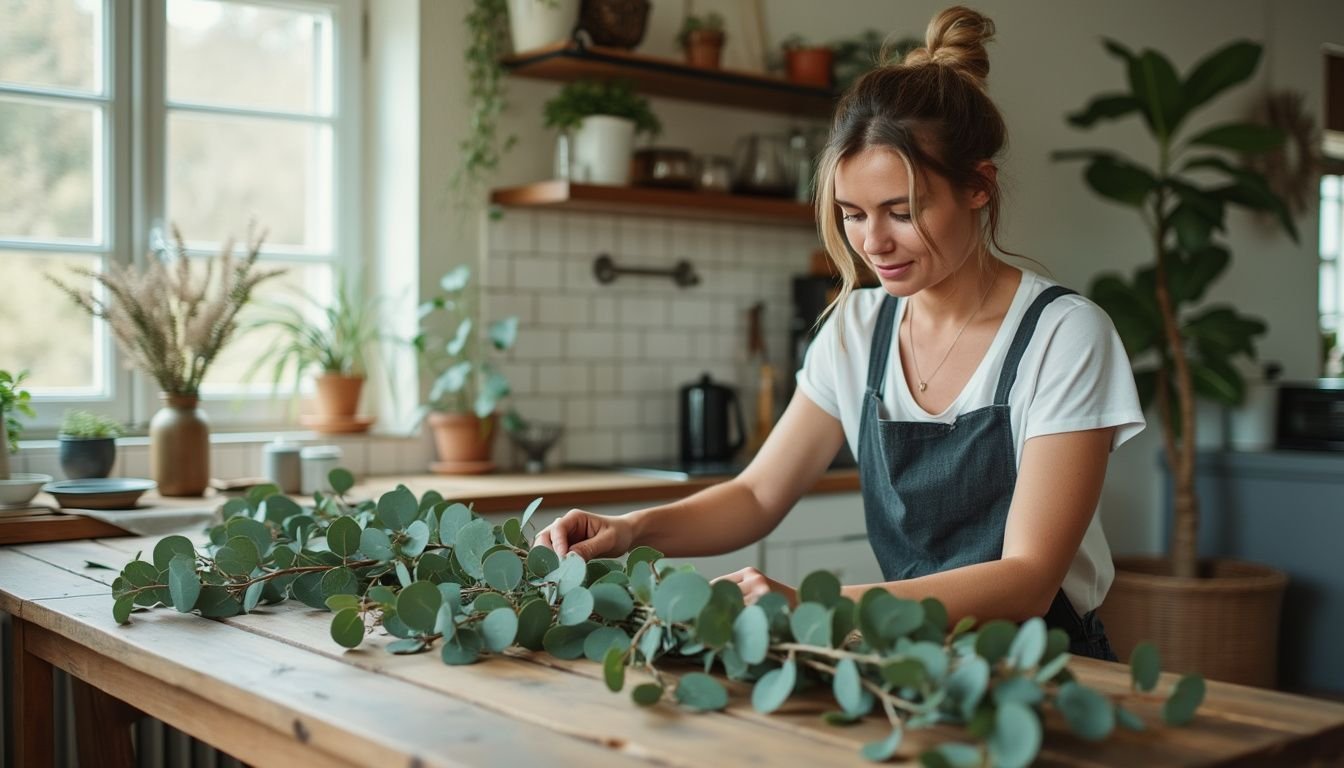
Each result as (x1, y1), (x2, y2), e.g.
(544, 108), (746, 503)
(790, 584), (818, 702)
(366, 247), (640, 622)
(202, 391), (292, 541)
(400, 1), (1341, 554)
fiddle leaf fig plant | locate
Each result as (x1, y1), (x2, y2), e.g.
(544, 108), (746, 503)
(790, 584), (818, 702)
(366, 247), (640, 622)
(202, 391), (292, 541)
(111, 473), (1205, 765)
(1053, 39), (1298, 579)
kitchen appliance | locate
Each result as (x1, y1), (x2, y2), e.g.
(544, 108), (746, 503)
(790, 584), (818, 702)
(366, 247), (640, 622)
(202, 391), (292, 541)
(680, 373), (745, 464)
(1276, 379), (1344, 450)
(631, 147), (695, 189)
(731, 133), (796, 198)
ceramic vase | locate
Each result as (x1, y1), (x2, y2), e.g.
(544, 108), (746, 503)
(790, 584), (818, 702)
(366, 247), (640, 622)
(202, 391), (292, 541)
(506, 0), (579, 52)
(572, 115), (635, 185)
(149, 394), (210, 496)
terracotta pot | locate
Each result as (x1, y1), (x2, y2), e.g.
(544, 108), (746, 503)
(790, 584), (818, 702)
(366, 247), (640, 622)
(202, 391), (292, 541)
(149, 394), (210, 497)
(427, 412), (498, 475)
(1099, 556), (1288, 688)
(785, 47), (834, 88)
(684, 29), (724, 69)
(315, 373), (364, 419)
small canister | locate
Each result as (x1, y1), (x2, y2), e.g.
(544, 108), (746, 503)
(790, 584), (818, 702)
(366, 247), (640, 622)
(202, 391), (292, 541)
(300, 445), (344, 495)
(262, 439), (302, 494)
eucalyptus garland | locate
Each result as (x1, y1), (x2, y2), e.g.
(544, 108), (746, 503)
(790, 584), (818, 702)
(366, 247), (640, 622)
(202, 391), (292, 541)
(111, 470), (1205, 766)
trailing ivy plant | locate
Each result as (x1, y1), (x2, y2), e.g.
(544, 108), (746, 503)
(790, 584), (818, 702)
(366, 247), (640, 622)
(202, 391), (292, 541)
(456, 0), (513, 205)
(111, 471), (1205, 766)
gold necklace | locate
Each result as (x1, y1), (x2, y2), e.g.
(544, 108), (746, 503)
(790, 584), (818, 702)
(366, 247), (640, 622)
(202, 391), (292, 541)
(908, 272), (997, 393)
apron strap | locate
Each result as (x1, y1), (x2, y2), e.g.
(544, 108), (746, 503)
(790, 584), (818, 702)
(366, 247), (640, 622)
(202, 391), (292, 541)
(866, 294), (902, 395)
(992, 286), (1077, 406)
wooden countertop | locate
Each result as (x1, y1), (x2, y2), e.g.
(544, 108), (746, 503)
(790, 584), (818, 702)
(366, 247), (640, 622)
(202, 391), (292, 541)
(350, 467), (861, 514)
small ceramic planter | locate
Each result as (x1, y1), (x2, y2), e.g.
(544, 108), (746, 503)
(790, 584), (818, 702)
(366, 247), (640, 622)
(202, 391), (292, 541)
(59, 435), (117, 479)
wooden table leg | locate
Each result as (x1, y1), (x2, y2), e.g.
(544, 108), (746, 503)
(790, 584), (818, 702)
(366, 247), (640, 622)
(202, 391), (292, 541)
(71, 677), (139, 768)
(11, 616), (54, 768)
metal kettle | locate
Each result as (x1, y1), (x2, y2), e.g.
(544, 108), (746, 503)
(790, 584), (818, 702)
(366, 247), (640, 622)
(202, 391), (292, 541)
(679, 373), (745, 463)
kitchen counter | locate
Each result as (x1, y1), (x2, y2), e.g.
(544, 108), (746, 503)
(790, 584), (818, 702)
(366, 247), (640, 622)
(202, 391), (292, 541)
(349, 467), (861, 514)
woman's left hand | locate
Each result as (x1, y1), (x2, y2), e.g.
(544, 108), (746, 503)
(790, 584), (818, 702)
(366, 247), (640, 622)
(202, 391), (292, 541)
(713, 567), (797, 608)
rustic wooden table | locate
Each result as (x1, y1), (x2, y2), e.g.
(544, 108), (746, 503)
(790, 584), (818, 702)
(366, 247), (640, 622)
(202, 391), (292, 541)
(4, 533), (1343, 767)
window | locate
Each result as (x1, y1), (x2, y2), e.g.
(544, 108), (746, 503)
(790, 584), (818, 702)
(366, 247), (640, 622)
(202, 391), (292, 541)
(0, 0), (361, 432)
(1322, 173), (1343, 376)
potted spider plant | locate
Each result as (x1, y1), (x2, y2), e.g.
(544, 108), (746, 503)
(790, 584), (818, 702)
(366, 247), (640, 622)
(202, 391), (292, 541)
(246, 273), (383, 434)
(1055, 38), (1296, 687)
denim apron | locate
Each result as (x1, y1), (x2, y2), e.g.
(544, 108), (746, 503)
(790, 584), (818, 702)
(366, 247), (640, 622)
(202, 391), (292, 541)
(858, 286), (1117, 660)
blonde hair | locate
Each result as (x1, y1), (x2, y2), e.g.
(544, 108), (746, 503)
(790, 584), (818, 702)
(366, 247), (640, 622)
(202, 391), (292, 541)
(814, 6), (1017, 336)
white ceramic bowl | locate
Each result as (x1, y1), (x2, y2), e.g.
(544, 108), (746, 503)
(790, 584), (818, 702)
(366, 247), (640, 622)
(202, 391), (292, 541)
(0, 473), (54, 507)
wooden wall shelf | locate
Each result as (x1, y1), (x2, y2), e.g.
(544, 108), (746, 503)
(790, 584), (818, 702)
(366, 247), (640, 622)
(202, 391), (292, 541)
(501, 43), (836, 118)
(489, 181), (816, 226)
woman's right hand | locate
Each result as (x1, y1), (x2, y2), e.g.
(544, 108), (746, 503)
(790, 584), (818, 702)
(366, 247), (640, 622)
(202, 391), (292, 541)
(534, 508), (635, 560)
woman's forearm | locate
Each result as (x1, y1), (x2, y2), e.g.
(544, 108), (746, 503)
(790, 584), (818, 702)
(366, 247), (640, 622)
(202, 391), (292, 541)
(839, 556), (1058, 625)
(626, 479), (783, 558)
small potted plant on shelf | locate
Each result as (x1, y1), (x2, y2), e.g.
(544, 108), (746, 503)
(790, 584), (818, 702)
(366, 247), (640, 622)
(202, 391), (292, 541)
(781, 35), (834, 89)
(543, 79), (661, 186)
(0, 369), (49, 507)
(246, 273), (383, 434)
(676, 11), (726, 69)
(415, 265), (519, 475)
(58, 410), (124, 479)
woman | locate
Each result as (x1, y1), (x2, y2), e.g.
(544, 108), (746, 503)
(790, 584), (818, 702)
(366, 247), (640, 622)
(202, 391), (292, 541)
(537, 6), (1143, 660)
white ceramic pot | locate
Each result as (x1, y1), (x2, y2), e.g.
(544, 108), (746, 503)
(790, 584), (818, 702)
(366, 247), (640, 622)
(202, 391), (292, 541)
(506, 0), (579, 53)
(1228, 381), (1277, 451)
(571, 115), (636, 186)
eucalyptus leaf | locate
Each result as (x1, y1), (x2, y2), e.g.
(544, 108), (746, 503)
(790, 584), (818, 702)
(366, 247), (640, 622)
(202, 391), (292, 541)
(520, 496), (543, 528)
(515, 599), (552, 651)
(553, 553), (587, 596)
(455, 518), (496, 579)
(122, 560), (158, 589)
(438, 503), (474, 543)
(1056, 681), (1116, 740)
(946, 657), (991, 720)
(583, 626), (631, 662)
(790, 602), (833, 647)
(590, 582), (635, 621)
(1006, 617), (1047, 669)
(625, 545), (663, 575)
(387, 638), (428, 655)
(483, 550), (524, 591)
(988, 701), (1041, 768)
(376, 486), (419, 530)
(1130, 641), (1161, 692)
(798, 570), (842, 608)
(441, 628), (483, 665)
(974, 620), (1017, 665)
(321, 566), (359, 600)
(480, 607), (519, 652)
(152, 536), (195, 572)
(603, 646), (626, 692)
(1162, 675), (1205, 726)
(860, 728), (903, 763)
(675, 672), (728, 712)
(631, 683), (663, 707)
(993, 676), (1044, 707)
(401, 519), (431, 558)
(526, 545), (560, 578)
(330, 608), (365, 649)
(326, 516), (361, 558)
(216, 536), (260, 577)
(242, 580), (265, 612)
(167, 555), (201, 613)
(328, 468), (355, 495)
(751, 660), (797, 714)
(113, 594), (135, 624)
(396, 581), (443, 633)
(653, 571), (712, 623)
(558, 586), (594, 626)
(833, 658), (872, 717)
(543, 623), (596, 660)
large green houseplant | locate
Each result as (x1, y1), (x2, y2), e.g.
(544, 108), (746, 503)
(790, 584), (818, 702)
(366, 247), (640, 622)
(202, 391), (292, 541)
(1055, 39), (1297, 686)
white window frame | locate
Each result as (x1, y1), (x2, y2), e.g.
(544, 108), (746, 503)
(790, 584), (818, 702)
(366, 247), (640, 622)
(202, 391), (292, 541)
(9, 0), (362, 435)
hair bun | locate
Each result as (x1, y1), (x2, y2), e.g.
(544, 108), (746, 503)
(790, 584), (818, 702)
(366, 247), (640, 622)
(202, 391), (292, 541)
(902, 5), (994, 86)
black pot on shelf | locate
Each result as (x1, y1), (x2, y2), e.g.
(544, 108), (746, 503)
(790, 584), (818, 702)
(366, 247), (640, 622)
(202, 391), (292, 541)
(577, 0), (650, 49)
(58, 436), (117, 479)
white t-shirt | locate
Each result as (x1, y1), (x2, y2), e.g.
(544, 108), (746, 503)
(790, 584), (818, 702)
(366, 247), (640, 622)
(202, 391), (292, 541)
(796, 268), (1145, 613)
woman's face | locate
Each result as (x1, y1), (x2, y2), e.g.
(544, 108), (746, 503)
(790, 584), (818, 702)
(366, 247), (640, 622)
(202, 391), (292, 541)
(834, 146), (988, 296)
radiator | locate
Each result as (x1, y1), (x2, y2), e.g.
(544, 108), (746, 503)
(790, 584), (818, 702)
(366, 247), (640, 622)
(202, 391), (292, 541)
(1, 612), (247, 768)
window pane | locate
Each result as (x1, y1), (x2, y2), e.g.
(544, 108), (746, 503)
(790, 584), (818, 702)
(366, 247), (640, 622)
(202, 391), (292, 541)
(0, 97), (100, 241)
(167, 0), (332, 114)
(0, 251), (103, 393)
(199, 261), (335, 392)
(1322, 175), (1341, 261)
(0, 0), (102, 93)
(1322, 262), (1338, 320)
(167, 112), (331, 250)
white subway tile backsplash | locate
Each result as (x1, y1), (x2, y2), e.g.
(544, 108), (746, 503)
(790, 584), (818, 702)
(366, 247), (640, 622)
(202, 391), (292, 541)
(618, 431), (670, 461)
(566, 330), (620, 360)
(644, 330), (691, 360)
(564, 429), (616, 463)
(536, 363), (590, 394)
(564, 398), (595, 429)
(488, 289), (537, 323)
(592, 396), (641, 429)
(641, 395), (675, 428)
(619, 363), (665, 393)
(499, 362), (537, 395)
(511, 328), (566, 360)
(620, 330), (643, 359)
(512, 255), (563, 290)
(490, 210), (534, 253)
(563, 255), (601, 292)
(537, 295), (590, 325)
(669, 298), (716, 328)
(591, 364), (617, 393)
(535, 212), (565, 254)
(591, 296), (617, 325)
(617, 296), (668, 328)
(482, 254), (513, 289)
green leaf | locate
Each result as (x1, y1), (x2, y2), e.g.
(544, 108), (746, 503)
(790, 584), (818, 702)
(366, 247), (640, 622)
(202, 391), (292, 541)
(167, 555), (201, 613)
(543, 623), (595, 660)
(625, 545), (663, 575)
(558, 585), (594, 625)
(520, 497), (543, 529)
(376, 486), (419, 530)
(515, 598), (552, 651)
(196, 586), (242, 618)
(1190, 356), (1247, 406)
(947, 656), (991, 720)
(676, 673), (728, 712)
(502, 517), (525, 547)
(833, 658), (871, 717)
(291, 572), (327, 609)
(225, 517), (272, 556)
(1186, 122), (1284, 153)
(330, 608), (364, 649)
(1167, 245), (1229, 304)
(328, 468), (355, 495)
(880, 658), (926, 688)
(215, 536), (260, 577)
(603, 646), (626, 692)
(1089, 273), (1161, 357)
(1067, 93), (1140, 128)
(396, 581), (443, 633)
(359, 527), (394, 561)
(526, 545), (560, 578)
(244, 483), (280, 510)
(790, 602), (833, 647)
(446, 317), (473, 356)
(903, 641), (950, 683)
(798, 570), (842, 608)
(590, 582), (635, 621)
(993, 676), (1044, 707)
(1116, 705), (1146, 731)
(401, 520), (431, 558)
(695, 600), (735, 650)
(988, 701), (1042, 768)
(483, 550), (524, 591)
(919, 743), (982, 768)
(974, 619), (1017, 664)
(1006, 617), (1047, 669)
(637, 624), (663, 664)
(1129, 48), (1185, 139)
(860, 728), (903, 763)
(629, 561), (656, 604)
(480, 606), (518, 652)
(1084, 154), (1159, 207)
(325, 594), (360, 612)
(553, 552), (587, 595)
(437, 502), (473, 541)
(122, 559), (158, 588)
(473, 591), (511, 614)
(326, 516), (361, 558)
(583, 626), (631, 662)
(152, 536), (195, 572)
(631, 683), (663, 707)
(751, 660), (797, 714)
(1129, 641), (1161, 692)
(1036, 652), (1072, 684)
(653, 571), (712, 623)
(454, 518), (496, 579)
(1056, 681), (1116, 740)
(321, 566), (359, 600)
(387, 638), (428, 655)
(950, 615), (976, 639)
(489, 316), (518, 350)
(1183, 40), (1262, 113)
(732, 604), (770, 664)
(441, 628), (483, 665)
(1163, 674), (1205, 726)
(1043, 627), (1070, 663)
(113, 594), (134, 624)
(394, 560), (413, 588)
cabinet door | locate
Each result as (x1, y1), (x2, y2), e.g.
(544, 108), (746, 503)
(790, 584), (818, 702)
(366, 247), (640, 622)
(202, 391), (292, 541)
(789, 536), (884, 588)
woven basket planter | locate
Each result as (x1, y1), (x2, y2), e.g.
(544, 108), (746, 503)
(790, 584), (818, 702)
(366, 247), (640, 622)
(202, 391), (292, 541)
(1099, 556), (1287, 688)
